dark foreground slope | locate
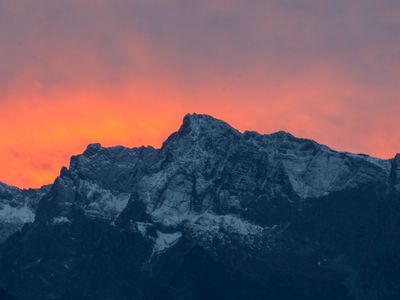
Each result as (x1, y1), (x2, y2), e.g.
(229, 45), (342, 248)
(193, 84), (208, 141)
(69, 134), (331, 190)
(0, 287), (17, 300)
(0, 114), (399, 300)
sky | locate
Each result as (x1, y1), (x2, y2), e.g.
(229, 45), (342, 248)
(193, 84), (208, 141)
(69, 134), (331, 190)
(0, 0), (399, 188)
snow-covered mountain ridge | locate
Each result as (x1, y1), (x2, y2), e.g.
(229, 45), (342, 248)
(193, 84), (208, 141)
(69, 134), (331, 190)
(31, 114), (397, 248)
(0, 113), (399, 300)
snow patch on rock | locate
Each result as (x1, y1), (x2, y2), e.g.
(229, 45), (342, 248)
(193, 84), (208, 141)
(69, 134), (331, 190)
(52, 216), (71, 225)
(185, 213), (266, 243)
(77, 180), (130, 221)
(153, 231), (182, 253)
(134, 222), (153, 237)
(0, 204), (35, 223)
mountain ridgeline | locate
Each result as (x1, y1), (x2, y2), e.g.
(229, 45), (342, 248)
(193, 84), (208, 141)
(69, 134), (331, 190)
(0, 114), (399, 300)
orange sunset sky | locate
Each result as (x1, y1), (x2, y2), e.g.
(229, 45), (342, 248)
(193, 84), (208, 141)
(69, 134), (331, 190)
(1, 0), (400, 188)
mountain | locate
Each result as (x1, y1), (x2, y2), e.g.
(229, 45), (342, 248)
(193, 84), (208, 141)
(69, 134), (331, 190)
(0, 182), (49, 242)
(0, 113), (399, 300)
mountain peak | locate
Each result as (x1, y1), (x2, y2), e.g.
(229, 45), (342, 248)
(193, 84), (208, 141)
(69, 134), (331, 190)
(83, 143), (102, 156)
(182, 113), (236, 130)
(162, 113), (240, 150)
(179, 113), (240, 137)
(183, 112), (211, 121)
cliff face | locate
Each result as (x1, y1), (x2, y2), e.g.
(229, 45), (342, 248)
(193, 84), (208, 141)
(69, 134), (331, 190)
(0, 114), (399, 300)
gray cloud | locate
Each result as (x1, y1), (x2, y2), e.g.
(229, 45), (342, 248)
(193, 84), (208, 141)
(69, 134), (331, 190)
(0, 0), (398, 88)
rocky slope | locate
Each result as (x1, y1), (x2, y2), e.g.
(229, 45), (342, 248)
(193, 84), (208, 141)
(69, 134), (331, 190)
(0, 182), (49, 242)
(0, 113), (399, 300)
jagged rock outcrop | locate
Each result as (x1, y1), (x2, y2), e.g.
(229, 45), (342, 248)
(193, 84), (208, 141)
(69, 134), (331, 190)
(0, 113), (399, 300)
(390, 154), (400, 191)
(0, 182), (49, 242)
